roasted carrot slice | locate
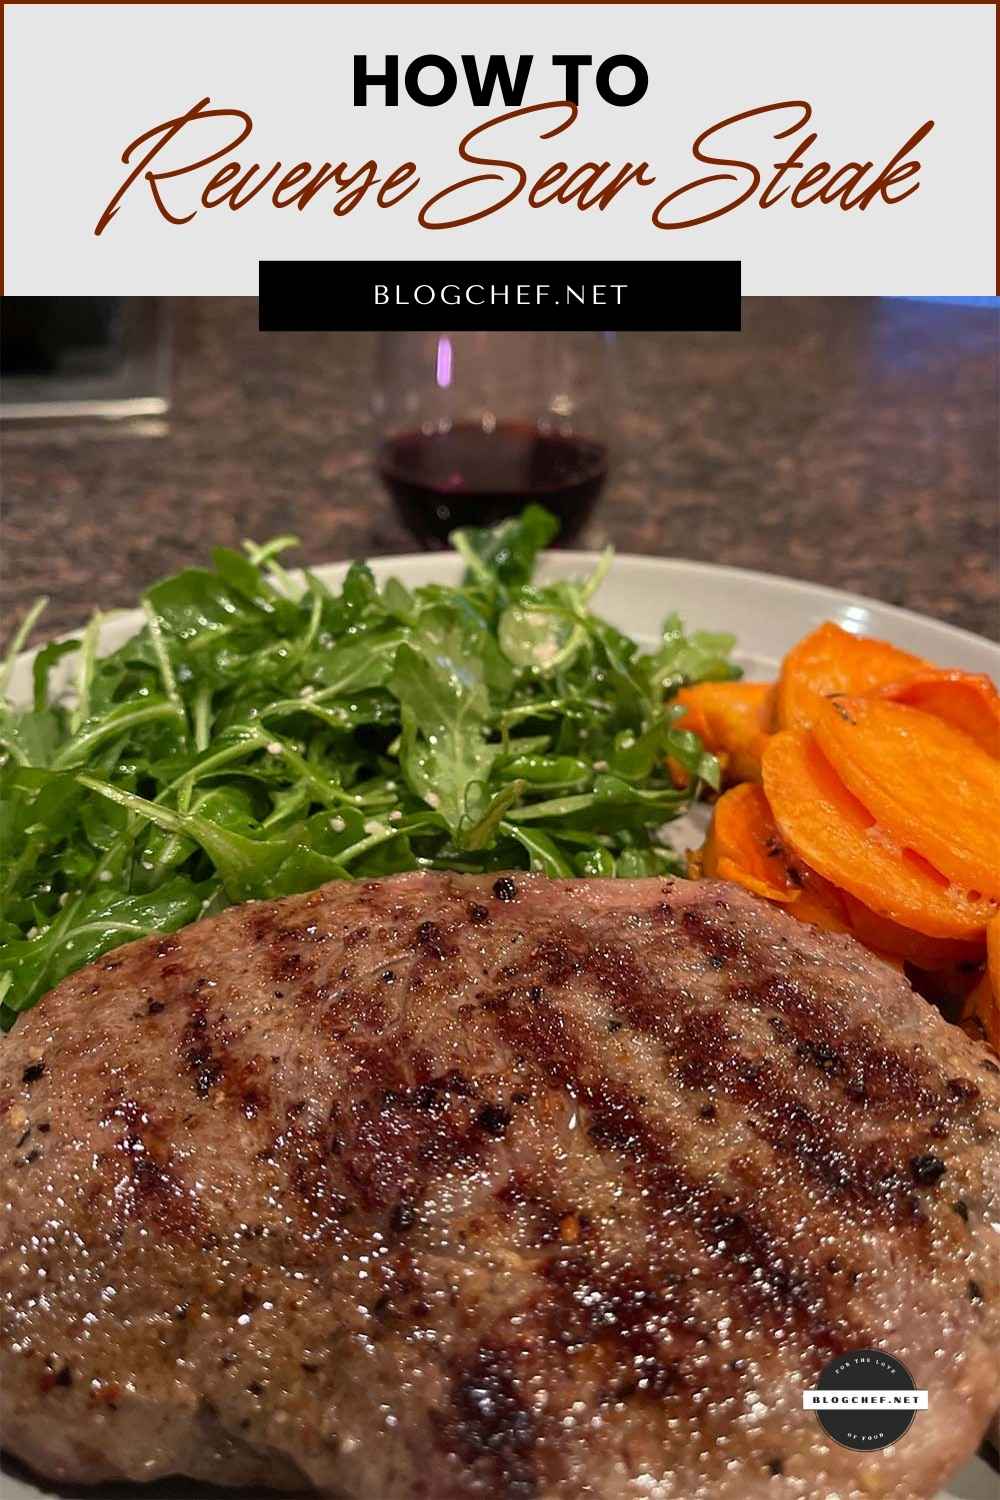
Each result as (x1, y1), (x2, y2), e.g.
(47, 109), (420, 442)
(839, 891), (985, 970)
(707, 783), (984, 959)
(674, 682), (774, 784)
(701, 784), (795, 900)
(814, 696), (1000, 901)
(776, 621), (926, 731)
(701, 783), (850, 931)
(761, 730), (996, 939)
(878, 671), (1000, 758)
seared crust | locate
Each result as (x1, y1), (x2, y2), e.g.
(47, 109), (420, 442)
(1, 874), (998, 1498)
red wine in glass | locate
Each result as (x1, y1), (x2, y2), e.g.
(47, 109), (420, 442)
(374, 333), (618, 545)
(379, 420), (608, 544)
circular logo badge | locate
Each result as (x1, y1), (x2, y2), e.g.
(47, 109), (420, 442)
(806, 1350), (925, 1451)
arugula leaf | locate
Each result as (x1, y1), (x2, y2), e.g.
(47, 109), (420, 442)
(451, 503), (560, 591)
(649, 612), (741, 692)
(32, 638), (80, 712)
(0, 878), (204, 1027)
(392, 636), (497, 839)
(0, 705), (64, 767)
(0, 508), (737, 1027)
(462, 780), (526, 851)
(501, 822), (575, 877)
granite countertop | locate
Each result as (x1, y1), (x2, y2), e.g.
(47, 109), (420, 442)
(2, 297), (997, 648)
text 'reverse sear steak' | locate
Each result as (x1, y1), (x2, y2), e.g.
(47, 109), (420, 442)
(1, 873), (998, 1499)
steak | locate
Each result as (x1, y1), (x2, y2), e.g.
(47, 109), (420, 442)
(1, 873), (998, 1499)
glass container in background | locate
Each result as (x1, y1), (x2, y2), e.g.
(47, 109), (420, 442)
(0, 298), (171, 428)
(374, 332), (618, 545)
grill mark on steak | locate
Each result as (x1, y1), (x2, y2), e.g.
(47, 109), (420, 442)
(642, 1005), (935, 1225)
(539, 1249), (737, 1407)
(483, 982), (852, 1358)
(177, 992), (272, 1120)
(680, 904), (977, 1121)
(530, 913), (972, 1126)
(270, 1049), (498, 1222)
(521, 922), (963, 1229)
(100, 1095), (199, 1237)
(279, 1122), (356, 1228)
(180, 999), (225, 1097)
(337, 1084), (487, 1215)
(743, 975), (965, 1116)
(436, 1343), (539, 1500)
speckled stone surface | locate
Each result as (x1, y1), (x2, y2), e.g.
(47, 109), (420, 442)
(2, 297), (997, 648)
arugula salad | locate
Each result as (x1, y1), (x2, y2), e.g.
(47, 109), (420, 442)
(0, 507), (738, 1029)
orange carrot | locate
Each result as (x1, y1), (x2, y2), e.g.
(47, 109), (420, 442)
(762, 730), (996, 940)
(878, 671), (1000, 758)
(814, 696), (1000, 901)
(776, 621), (926, 731)
(674, 682), (774, 784)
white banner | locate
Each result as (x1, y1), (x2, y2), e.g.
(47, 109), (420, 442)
(4, 3), (996, 294)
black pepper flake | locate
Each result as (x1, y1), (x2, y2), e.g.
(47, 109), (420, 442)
(390, 1202), (417, 1234)
(951, 1200), (970, 1222)
(381, 969), (396, 984)
(529, 985), (543, 1002)
(417, 921), (448, 958)
(21, 1061), (44, 1084)
(707, 954), (727, 970)
(767, 1458), (784, 1476)
(38, 1122), (50, 1133)
(53, 1366), (72, 1388)
(910, 1154), (947, 1186)
(477, 1104), (511, 1137)
(247, 1381), (264, 1396)
(147, 999), (165, 1015)
(468, 903), (490, 924)
(699, 1103), (718, 1121)
(796, 1040), (841, 1075)
(493, 876), (518, 902)
(968, 1280), (984, 1304)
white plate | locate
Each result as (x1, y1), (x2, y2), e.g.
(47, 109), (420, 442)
(3, 553), (998, 1500)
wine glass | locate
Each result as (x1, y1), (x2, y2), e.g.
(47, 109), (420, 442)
(373, 332), (618, 545)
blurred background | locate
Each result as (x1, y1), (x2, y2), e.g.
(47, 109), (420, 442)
(1, 297), (997, 644)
